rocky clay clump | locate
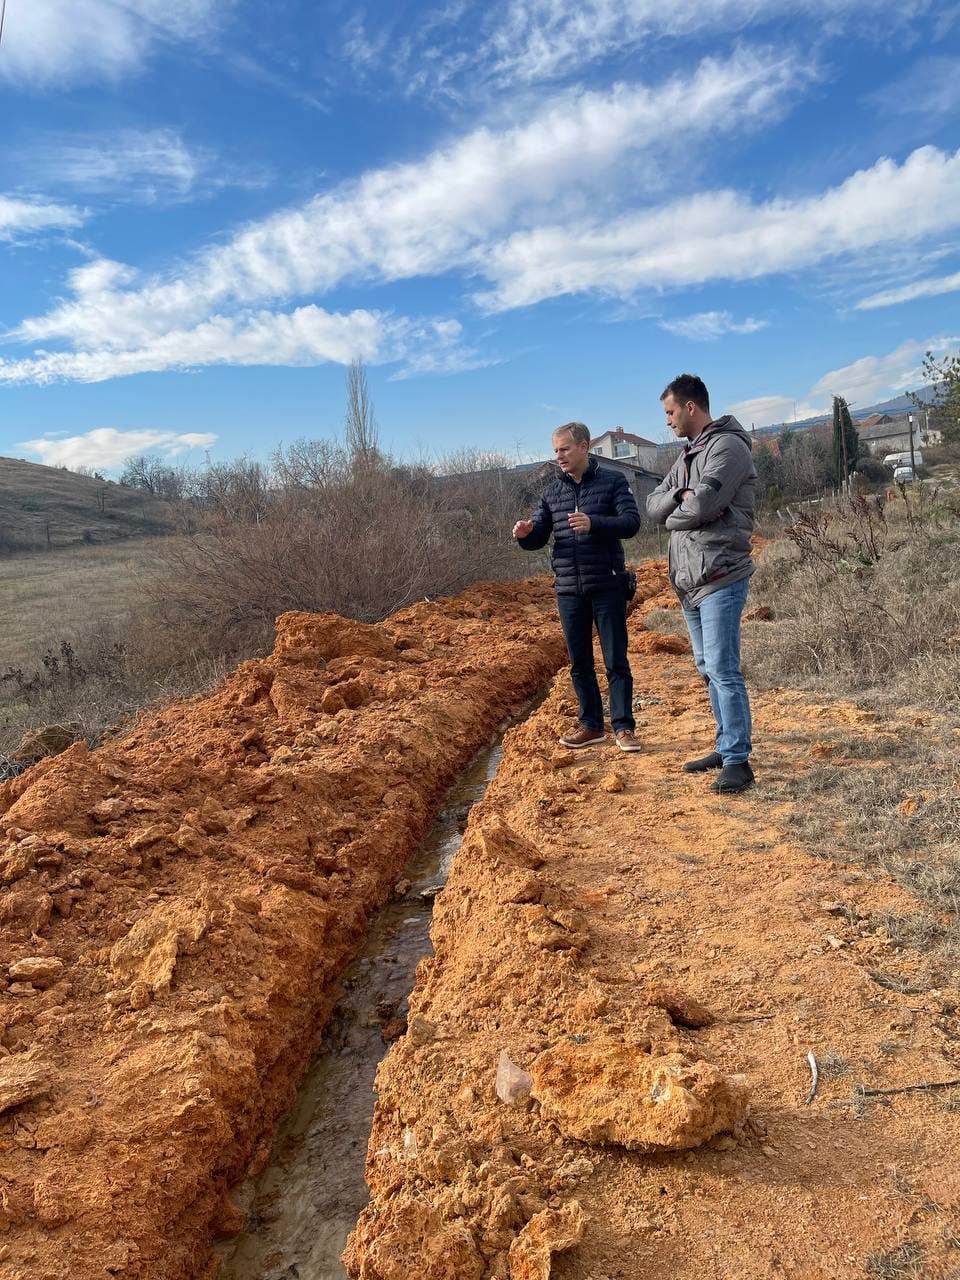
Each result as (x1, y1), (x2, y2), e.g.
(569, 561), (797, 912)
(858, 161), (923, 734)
(0, 579), (571, 1280)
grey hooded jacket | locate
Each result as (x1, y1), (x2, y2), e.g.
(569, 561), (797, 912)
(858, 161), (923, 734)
(646, 416), (757, 608)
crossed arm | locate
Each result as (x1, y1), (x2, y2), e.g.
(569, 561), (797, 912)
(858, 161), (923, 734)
(646, 438), (751, 530)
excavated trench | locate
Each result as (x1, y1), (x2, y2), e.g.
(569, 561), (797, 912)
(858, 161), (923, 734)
(217, 735), (511, 1280)
(0, 577), (604, 1280)
(341, 603), (960, 1280)
(7, 561), (956, 1278)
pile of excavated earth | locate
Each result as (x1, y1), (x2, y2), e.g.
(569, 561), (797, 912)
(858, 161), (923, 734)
(2, 564), (959, 1280)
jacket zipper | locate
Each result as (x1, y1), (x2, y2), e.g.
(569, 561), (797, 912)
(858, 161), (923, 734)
(573, 476), (585, 594)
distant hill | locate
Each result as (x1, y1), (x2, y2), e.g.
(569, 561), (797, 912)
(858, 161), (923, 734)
(751, 386), (935, 438)
(0, 456), (175, 553)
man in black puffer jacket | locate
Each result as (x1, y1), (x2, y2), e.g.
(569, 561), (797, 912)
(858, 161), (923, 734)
(513, 422), (643, 752)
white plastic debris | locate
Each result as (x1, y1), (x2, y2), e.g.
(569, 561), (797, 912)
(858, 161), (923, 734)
(402, 1127), (419, 1160)
(495, 1050), (533, 1105)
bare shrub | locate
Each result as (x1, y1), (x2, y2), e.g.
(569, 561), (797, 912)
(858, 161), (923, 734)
(744, 490), (960, 710)
(2, 366), (546, 755)
(145, 447), (534, 657)
(0, 614), (227, 759)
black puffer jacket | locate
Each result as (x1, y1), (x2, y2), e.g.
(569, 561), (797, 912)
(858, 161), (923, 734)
(518, 459), (641, 596)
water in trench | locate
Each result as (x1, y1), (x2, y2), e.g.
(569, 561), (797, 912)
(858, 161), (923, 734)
(215, 733), (510, 1280)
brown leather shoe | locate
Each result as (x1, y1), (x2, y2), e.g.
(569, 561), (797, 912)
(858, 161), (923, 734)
(558, 727), (607, 748)
(615, 730), (643, 753)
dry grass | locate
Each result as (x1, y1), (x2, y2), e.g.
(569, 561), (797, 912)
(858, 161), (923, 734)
(643, 606), (687, 637)
(864, 1241), (924, 1279)
(744, 488), (960, 713)
(0, 540), (166, 667)
(766, 728), (960, 987)
(817, 1049), (851, 1080)
(624, 528), (671, 562)
(0, 454), (173, 550)
(0, 613), (230, 768)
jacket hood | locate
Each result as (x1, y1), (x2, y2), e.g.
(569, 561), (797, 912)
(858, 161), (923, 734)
(689, 415), (753, 452)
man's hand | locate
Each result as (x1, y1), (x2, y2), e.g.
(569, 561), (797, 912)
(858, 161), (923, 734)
(679, 489), (694, 500)
(568, 511), (592, 532)
(512, 519), (534, 539)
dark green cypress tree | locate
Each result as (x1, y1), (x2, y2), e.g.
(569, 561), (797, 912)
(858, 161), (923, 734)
(831, 395), (860, 484)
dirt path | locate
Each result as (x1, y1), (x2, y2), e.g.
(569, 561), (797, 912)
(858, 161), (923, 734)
(0, 580), (578, 1280)
(346, 598), (960, 1279)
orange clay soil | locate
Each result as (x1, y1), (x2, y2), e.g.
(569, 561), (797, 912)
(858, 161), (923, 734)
(344, 599), (960, 1280)
(1, 574), (689, 1280)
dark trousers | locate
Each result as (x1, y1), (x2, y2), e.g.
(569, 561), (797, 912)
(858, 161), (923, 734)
(556, 589), (634, 733)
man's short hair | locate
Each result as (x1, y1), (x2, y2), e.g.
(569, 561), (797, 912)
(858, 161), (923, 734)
(660, 374), (710, 415)
(552, 421), (591, 447)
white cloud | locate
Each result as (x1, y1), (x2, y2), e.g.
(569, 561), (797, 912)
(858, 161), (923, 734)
(0, 0), (227, 88)
(729, 334), (960, 427)
(18, 129), (255, 204)
(809, 335), (959, 406)
(0, 305), (477, 385)
(5, 48), (799, 381)
(855, 268), (960, 310)
(659, 310), (767, 340)
(867, 55), (960, 119)
(728, 394), (820, 427)
(18, 427), (218, 470)
(475, 145), (960, 310)
(344, 0), (931, 96)
(0, 193), (84, 240)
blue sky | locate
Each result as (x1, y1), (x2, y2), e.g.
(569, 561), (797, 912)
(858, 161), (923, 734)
(0, 0), (958, 472)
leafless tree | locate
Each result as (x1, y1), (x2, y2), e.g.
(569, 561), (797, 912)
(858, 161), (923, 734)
(344, 360), (382, 471)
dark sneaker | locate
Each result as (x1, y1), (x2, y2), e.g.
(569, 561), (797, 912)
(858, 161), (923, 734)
(559, 727), (607, 749)
(615, 730), (643, 753)
(711, 761), (755, 794)
(682, 750), (723, 774)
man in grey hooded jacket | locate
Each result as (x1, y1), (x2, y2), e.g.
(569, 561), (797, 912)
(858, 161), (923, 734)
(646, 374), (757, 794)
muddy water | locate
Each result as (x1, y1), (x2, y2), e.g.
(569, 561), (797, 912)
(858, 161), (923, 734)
(216, 735), (509, 1280)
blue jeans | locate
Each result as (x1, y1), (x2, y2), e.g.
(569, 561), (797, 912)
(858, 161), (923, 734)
(556, 589), (634, 733)
(681, 577), (752, 765)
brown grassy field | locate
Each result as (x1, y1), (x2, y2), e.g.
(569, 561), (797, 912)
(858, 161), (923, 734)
(0, 539), (158, 669)
(0, 454), (174, 550)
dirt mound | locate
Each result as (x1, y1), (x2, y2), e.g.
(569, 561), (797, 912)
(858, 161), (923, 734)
(344, 621), (960, 1279)
(0, 578), (588, 1280)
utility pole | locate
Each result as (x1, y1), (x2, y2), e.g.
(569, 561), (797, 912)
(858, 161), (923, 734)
(908, 413), (916, 477)
(840, 413), (849, 494)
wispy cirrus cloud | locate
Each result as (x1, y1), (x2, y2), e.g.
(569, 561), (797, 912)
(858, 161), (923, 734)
(659, 311), (767, 340)
(0, 0), (228, 88)
(474, 146), (960, 310)
(0, 193), (84, 240)
(856, 268), (960, 310)
(20, 129), (268, 205)
(341, 0), (932, 97)
(18, 427), (218, 471)
(866, 54), (960, 119)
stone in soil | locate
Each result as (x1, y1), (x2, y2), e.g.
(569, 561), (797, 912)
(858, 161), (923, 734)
(528, 1040), (749, 1152)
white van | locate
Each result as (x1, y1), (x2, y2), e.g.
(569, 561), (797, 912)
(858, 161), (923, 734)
(893, 465), (914, 485)
(883, 450), (923, 469)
